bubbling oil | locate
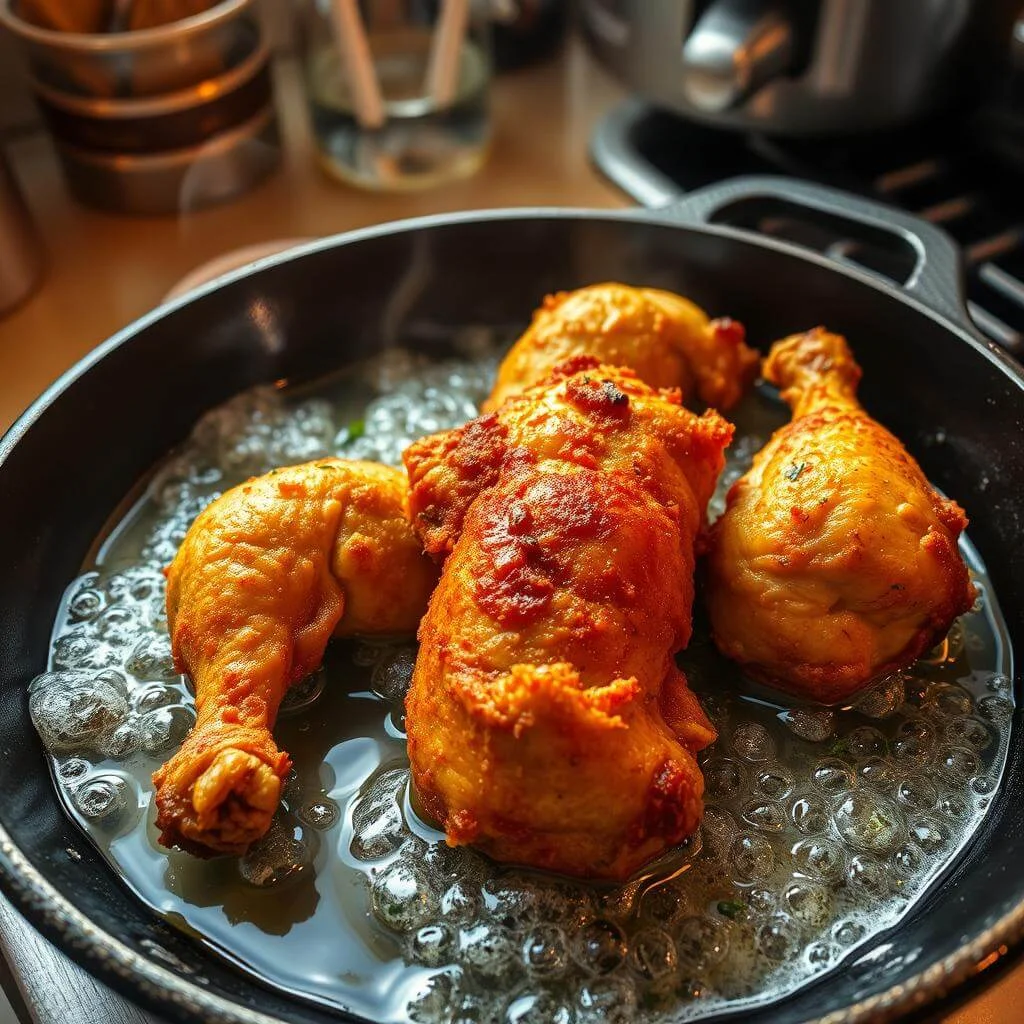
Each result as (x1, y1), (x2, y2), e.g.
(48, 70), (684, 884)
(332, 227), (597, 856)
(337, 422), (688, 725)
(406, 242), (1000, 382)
(31, 338), (1014, 1024)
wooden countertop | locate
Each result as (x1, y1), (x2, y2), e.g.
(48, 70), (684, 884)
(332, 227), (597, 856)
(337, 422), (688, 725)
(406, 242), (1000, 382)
(0, 37), (1017, 1024)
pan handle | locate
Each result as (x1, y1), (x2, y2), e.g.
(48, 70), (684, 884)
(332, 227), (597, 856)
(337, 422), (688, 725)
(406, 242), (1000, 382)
(650, 175), (973, 331)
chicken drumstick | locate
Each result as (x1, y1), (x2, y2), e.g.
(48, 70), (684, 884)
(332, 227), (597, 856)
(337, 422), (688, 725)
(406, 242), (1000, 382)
(705, 328), (975, 703)
(153, 459), (438, 856)
(484, 283), (756, 413)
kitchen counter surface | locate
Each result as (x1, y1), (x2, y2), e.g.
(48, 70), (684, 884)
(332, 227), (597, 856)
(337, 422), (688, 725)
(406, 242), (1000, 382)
(0, 37), (1017, 1024)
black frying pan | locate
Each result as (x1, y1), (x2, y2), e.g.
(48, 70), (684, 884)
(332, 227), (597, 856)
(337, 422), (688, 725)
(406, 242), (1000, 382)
(0, 176), (1021, 1024)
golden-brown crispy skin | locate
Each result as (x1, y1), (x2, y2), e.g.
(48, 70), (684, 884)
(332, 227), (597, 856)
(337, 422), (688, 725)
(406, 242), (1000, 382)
(153, 459), (438, 857)
(705, 329), (975, 704)
(483, 283), (757, 413)
(407, 354), (731, 561)
(405, 362), (731, 879)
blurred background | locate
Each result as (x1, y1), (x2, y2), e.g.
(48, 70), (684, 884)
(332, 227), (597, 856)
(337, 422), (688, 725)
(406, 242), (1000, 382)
(0, 3), (1022, 1019)
(0, 1), (1022, 433)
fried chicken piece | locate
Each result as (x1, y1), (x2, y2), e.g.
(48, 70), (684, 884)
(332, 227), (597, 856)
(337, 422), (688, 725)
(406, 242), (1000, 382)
(405, 361), (732, 879)
(484, 283), (756, 413)
(705, 328), (975, 704)
(153, 459), (438, 857)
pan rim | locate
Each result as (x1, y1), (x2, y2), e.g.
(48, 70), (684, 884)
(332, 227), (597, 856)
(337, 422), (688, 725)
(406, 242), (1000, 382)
(0, 204), (1021, 1024)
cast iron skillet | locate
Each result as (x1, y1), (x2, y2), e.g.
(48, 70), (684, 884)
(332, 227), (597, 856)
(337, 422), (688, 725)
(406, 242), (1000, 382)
(0, 177), (1021, 1024)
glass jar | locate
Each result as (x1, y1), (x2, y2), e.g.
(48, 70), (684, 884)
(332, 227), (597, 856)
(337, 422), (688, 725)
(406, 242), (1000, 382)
(297, 0), (492, 190)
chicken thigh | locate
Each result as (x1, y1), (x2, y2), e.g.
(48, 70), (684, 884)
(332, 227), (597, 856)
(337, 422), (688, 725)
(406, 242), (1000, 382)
(484, 283), (756, 413)
(405, 360), (732, 879)
(705, 328), (975, 703)
(153, 459), (438, 856)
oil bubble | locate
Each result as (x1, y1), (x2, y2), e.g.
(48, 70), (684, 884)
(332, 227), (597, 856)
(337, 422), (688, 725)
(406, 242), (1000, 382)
(459, 923), (519, 981)
(577, 975), (637, 1024)
(921, 683), (973, 718)
(832, 793), (905, 853)
(847, 727), (886, 758)
(811, 759), (853, 795)
(505, 991), (573, 1024)
(279, 670), (326, 715)
(410, 924), (455, 968)
(29, 670), (129, 755)
(790, 794), (829, 835)
(139, 705), (195, 755)
(407, 969), (460, 1023)
(675, 916), (728, 968)
(754, 767), (794, 800)
(71, 772), (137, 832)
(783, 709), (835, 743)
(126, 633), (177, 681)
(945, 716), (991, 751)
(629, 927), (677, 982)
(371, 860), (437, 931)
(731, 722), (774, 761)
(298, 800), (339, 830)
(855, 674), (905, 718)
(571, 920), (626, 975)
(791, 839), (845, 881)
(757, 914), (800, 961)
(704, 758), (744, 800)
(729, 833), (774, 880)
(858, 757), (897, 789)
(440, 879), (483, 923)
(782, 881), (832, 927)
(371, 647), (417, 701)
(133, 682), (180, 714)
(938, 746), (981, 781)
(239, 824), (311, 889)
(834, 920), (866, 945)
(522, 925), (568, 977)
(896, 776), (937, 811)
(52, 632), (119, 671)
(68, 583), (105, 623)
(742, 800), (787, 833)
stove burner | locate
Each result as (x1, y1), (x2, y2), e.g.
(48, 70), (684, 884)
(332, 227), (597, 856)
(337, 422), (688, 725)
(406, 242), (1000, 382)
(591, 101), (1024, 357)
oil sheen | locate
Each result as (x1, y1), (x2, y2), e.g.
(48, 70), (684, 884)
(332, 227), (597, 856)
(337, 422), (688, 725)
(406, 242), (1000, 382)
(30, 337), (1015, 1024)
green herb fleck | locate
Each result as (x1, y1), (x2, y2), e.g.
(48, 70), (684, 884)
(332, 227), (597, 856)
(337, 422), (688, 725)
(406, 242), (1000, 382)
(316, 462), (336, 471)
(717, 900), (746, 920)
(340, 418), (366, 444)
(829, 739), (849, 757)
(784, 461), (808, 482)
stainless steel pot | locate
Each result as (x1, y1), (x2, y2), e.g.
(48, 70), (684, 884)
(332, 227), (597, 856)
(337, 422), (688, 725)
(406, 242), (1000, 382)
(580, 0), (1017, 136)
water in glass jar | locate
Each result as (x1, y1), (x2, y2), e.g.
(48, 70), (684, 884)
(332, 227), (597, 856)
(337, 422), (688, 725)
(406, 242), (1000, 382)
(306, 29), (491, 190)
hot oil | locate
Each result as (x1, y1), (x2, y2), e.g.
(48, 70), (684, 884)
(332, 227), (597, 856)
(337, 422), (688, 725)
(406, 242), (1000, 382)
(29, 346), (1015, 1024)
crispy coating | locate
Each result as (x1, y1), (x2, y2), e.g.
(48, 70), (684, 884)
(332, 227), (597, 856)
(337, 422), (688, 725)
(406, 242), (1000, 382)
(153, 459), (438, 857)
(484, 283), (757, 413)
(405, 362), (731, 879)
(408, 354), (730, 561)
(705, 329), (975, 703)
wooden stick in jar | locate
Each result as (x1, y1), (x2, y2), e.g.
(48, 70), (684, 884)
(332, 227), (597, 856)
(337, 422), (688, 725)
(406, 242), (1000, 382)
(328, 0), (386, 129)
(426, 0), (470, 108)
